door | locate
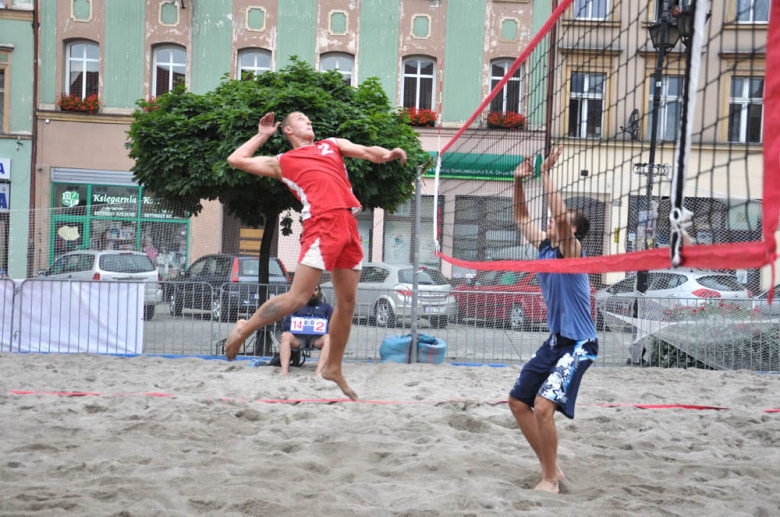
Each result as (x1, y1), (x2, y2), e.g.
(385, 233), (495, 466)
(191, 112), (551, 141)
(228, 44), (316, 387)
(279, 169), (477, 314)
(182, 257), (209, 310)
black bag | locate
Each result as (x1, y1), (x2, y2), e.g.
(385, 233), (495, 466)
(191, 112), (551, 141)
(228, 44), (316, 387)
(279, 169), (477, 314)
(267, 350), (305, 368)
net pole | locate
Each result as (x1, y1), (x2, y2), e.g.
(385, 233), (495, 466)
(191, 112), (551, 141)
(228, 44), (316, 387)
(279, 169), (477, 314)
(409, 167), (422, 364)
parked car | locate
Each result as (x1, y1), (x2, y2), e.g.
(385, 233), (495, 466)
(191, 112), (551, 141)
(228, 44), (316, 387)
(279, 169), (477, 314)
(320, 263), (458, 328)
(752, 285), (780, 317)
(454, 270), (597, 331)
(169, 254), (290, 321)
(38, 250), (162, 320)
(595, 269), (752, 329)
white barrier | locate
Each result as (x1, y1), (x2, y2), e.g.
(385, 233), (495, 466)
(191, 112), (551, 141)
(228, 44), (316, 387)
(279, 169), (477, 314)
(9, 280), (144, 354)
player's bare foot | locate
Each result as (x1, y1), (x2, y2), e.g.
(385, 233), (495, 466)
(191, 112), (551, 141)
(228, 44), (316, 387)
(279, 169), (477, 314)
(225, 319), (248, 361)
(557, 465), (565, 480)
(279, 370), (289, 377)
(534, 479), (559, 493)
(322, 367), (357, 400)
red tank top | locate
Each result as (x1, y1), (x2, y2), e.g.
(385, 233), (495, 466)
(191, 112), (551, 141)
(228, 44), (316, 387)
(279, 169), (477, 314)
(277, 138), (362, 220)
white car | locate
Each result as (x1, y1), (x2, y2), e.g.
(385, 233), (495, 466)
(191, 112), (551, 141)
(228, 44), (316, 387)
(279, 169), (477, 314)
(38, 250), (163, 320)
(321, 263), (458, 328)
(595, 269), (751, 329)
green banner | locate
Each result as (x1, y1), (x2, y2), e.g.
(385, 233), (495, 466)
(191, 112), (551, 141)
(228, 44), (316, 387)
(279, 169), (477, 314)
(424, 152), (526, 181)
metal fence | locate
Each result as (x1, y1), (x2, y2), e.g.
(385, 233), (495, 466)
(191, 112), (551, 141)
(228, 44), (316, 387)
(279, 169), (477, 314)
(1, 278), (778, 371)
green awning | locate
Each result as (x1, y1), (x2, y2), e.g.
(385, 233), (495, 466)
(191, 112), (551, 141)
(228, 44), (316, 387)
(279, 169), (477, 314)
(423, 152), (528, 181)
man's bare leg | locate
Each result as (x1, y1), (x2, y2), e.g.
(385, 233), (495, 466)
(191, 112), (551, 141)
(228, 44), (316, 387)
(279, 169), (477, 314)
(313, 335), (330, 377)
(321, 268), (359, 400)
(279, 332), (300, 376)
(533, 396), (560, 493)
(225, 265), (322, 360)
(508, 396), (565, 483)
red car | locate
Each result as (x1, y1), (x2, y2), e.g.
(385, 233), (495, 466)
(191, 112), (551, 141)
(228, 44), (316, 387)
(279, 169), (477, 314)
(454, 270), (596, 330)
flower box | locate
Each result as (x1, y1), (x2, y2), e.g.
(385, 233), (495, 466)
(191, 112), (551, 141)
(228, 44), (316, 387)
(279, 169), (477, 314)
(403, 107), (437, 127)
(57, 93), (101, 114)
(487, 110), (527, 130)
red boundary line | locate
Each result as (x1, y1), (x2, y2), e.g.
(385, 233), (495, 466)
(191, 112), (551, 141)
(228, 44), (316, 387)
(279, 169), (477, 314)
(9, 391), (778, 412)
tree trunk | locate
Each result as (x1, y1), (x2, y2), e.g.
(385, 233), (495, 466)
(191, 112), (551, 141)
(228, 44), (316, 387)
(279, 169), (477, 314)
(254, 210), (279, 356)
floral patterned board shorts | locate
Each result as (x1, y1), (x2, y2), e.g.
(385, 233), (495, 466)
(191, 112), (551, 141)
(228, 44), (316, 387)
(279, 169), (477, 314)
(509, 334), (598, 419)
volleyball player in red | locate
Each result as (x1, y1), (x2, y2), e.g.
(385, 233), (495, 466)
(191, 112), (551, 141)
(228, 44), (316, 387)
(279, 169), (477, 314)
(224, 112), (407, 400)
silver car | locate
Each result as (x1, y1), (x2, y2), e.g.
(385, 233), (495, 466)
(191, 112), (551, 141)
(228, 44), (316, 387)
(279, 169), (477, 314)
(595, 269), (751, 329)
(38, 250), (163, 320)
(753, 285), (780, 317)
(321, 262), (458, 328)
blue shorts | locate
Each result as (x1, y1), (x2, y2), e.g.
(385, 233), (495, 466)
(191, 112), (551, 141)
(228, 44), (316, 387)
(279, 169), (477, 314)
(509, 334), (598, 419)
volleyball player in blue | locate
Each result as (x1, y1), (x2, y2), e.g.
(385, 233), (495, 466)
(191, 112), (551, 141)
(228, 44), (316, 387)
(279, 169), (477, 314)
(508, 145), (599, 493)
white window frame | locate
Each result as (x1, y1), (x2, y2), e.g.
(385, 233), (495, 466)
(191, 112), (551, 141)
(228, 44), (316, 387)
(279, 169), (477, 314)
(401, 57), (436, 110)
(65, 40), (100, 99)
(736, 0), (769, 23)
(319, 52), (354, 86)
(238, 48), (272, 78)
(648, 75), (684, 141)
(573, 0), (608, 20)
(489, 60), (525, 113)
(728, 76), (764, 144)
(569, 72), (605, 139)
(153, 45), (186, 96)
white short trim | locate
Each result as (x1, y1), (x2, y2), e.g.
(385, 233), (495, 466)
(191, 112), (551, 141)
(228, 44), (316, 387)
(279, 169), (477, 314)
(300, 238), (326, 270)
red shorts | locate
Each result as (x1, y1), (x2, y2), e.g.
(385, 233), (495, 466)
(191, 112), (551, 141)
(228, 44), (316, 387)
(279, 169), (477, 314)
(298, 209), (363, 271)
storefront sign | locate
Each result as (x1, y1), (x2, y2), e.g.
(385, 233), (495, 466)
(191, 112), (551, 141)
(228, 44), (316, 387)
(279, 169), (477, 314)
(0, 158), (10, 181)
(0, 183), (9, 211)
(62, 191), (80, 208)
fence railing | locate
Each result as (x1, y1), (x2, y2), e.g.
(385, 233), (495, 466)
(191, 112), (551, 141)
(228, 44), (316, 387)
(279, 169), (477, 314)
(1, 279), (778, 371)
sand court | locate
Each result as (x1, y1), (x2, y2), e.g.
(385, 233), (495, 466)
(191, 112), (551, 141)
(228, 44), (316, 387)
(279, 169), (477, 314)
(1, 352), (778, 516)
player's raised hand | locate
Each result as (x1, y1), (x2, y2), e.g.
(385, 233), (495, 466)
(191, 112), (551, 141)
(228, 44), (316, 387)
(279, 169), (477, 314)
(514, 156), (534, 180)
(541, 144), (564, 173)
(258, 112), (281, 138)
(383, 148), (407, 165)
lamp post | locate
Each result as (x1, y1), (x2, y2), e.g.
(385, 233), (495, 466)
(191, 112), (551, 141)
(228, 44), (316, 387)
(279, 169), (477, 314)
(635, 0), (681, 297)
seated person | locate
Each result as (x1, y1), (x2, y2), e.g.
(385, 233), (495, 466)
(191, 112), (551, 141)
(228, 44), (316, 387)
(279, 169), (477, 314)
(278, 285), (333, 377)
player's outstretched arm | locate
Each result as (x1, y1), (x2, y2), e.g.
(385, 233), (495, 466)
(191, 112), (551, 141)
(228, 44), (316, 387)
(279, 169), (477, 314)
(539, 145), (581, 259)
(336, 139), (407, 165)
(513, 157), (545, 249)
(227, 113), (283, 179)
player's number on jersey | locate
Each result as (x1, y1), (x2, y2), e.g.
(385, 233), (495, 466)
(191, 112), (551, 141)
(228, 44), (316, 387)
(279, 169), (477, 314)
(318, 143), (334, 156)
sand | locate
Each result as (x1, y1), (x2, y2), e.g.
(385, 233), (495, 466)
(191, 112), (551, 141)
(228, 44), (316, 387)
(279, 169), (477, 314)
(0, 352), (778, 516)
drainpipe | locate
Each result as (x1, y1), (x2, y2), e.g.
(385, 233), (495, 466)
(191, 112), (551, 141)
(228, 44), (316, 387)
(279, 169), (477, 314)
(28, 0), (40, 277)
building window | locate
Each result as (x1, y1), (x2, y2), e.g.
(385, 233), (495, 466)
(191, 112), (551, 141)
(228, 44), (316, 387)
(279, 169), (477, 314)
(568, 72), (604, 138)
(66, 41), (99, 99)
(383, 196), (441, 267)
(402, 58), (435, 110)
(238, 49), (271, 79)
(320, 52), (354, 86)
(574, 0), (608, 19)
(647, 76), (683, 141)
(153, 45), (186, 97)
(736, 0), (769, 22)
(453, 196), (524, 261)
(489, 60), (524, 114)
(728, 77), (763, 143)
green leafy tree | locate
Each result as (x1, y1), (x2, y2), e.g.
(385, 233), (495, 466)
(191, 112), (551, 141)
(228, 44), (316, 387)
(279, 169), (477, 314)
(128, 58), (426, 288)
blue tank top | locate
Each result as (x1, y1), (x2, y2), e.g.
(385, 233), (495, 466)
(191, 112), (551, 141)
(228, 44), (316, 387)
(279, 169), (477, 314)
(536, 239), (597, 341)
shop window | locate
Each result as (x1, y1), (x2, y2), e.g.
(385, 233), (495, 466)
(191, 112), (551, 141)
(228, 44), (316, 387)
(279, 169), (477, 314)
(383, 197), (440, 267)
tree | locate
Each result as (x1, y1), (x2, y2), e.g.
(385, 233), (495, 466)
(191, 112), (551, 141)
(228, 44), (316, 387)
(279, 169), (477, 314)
(128, 58), (426, 290)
